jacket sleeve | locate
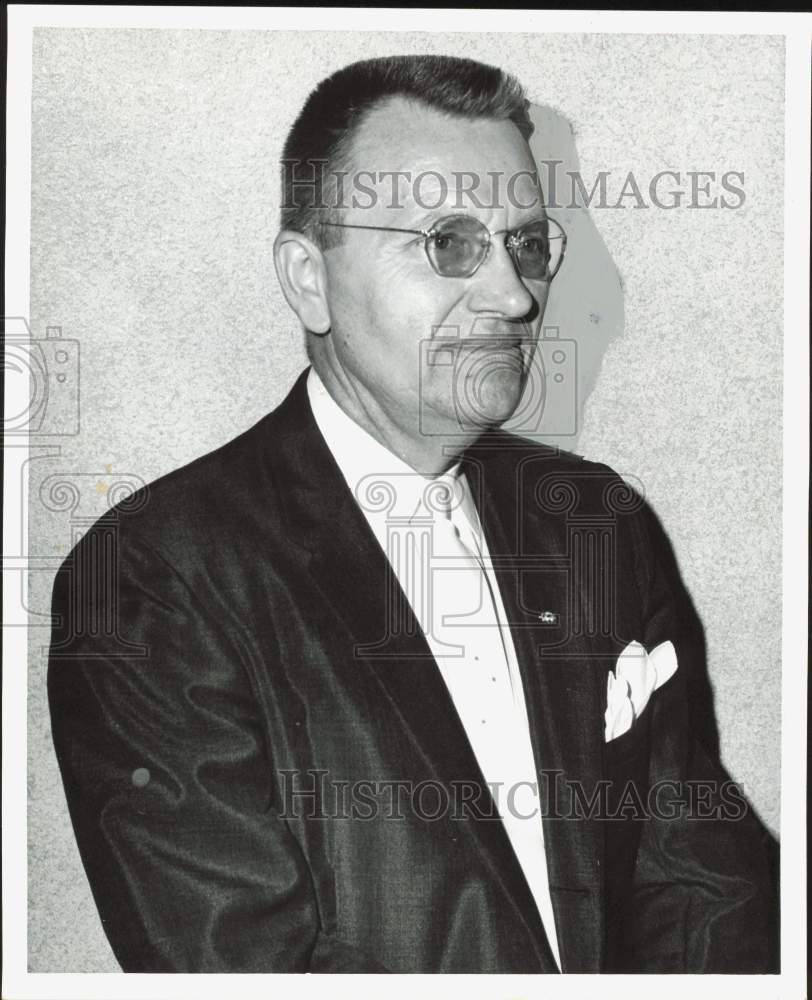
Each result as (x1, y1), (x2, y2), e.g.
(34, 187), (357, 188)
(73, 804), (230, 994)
(47, 521), (387, 972)
(610, 500), (779, 973)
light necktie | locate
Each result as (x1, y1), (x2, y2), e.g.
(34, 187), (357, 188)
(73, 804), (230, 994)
(428, 478), (516, 716)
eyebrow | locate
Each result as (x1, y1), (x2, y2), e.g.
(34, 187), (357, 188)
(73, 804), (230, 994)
(395, 207), (443, 232)
(397, 212), (550, 235)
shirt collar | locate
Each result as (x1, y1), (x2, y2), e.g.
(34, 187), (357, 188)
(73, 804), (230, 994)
(306, 367), (470, 524)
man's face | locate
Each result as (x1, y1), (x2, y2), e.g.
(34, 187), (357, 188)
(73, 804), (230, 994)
(320, 97), (550, 442)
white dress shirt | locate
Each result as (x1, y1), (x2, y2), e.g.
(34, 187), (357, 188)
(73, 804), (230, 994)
(307, 368), (561, 969)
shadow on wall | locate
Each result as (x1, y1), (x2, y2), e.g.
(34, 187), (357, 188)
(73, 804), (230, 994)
(505, 103), (623, 451)
(512, 108), (779, 959)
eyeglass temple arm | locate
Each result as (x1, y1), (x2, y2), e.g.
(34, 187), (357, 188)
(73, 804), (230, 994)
(321, 218), (567, 243)
(320, 221), (428, 237)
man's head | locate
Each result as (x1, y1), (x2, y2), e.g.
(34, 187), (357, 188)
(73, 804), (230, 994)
(280, 55), (534, 249)
(274, 55), (562, 470)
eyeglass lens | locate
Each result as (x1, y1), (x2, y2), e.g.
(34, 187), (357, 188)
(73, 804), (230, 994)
(426, 216), (563, 280)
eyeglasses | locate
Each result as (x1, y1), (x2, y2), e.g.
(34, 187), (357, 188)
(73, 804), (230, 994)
(320, 214), (567, 281)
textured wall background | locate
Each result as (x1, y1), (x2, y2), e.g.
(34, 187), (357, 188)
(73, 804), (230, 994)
(27, 29), (784, 971)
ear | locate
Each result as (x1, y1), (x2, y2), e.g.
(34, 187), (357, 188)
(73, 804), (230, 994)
(273, 230), (331, 335)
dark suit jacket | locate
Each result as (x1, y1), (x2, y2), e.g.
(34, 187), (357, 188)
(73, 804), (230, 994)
(48, 368), (777, 973)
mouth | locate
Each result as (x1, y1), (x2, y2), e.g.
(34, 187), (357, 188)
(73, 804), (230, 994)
(456, 341), (529, 396)
(464, 318), (536, 353)
(459, 336), (529, 362)
(461, 328), (527, 347)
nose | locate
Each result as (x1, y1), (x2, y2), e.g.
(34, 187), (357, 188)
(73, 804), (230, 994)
(466, 237), (538, 320)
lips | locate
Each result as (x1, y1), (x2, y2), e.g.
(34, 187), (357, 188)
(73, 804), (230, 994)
(469, 316), (533, 340)
(460, 337), (528, 359)
(461, 331), (526, 349)
(457, 343), (527, 387)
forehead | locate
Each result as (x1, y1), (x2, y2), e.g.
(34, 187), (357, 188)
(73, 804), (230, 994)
(346, 96), (542, 218)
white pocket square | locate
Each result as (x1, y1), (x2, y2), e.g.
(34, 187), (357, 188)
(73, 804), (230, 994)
(604, 640), (678, 742)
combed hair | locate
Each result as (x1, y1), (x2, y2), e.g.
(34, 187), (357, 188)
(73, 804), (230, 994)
(280, 54), (534, 248)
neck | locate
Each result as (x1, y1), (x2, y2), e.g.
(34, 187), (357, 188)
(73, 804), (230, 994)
(313, 362), (481, 479)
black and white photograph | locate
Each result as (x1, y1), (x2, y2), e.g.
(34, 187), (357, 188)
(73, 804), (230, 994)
(3, 6), (808, 998)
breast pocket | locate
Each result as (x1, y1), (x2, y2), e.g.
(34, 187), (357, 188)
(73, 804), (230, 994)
(604, 707), (652, 770)
(602, 701), (652, 923)
(603, 696), (653, 830)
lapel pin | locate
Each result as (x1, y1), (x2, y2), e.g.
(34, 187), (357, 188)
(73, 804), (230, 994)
(537, 611), (559, 625)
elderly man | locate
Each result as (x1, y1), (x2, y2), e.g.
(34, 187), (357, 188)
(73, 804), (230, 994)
(48, 54), (776, 974)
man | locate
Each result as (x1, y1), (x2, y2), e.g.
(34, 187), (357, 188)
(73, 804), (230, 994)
(48, 54), (777, 974)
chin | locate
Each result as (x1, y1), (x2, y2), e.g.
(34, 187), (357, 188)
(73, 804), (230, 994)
(473, 396), (523, 430)
(455, 366), (526, 430)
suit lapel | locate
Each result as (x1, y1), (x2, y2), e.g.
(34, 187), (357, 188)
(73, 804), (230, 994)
(463, 440), (607, 972)
(266, 372), (558, 971)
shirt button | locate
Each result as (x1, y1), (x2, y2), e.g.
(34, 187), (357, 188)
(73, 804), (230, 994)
(131, 767), (150, 788)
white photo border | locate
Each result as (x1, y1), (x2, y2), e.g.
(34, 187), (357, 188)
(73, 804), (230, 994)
(4, 6), (809, 999)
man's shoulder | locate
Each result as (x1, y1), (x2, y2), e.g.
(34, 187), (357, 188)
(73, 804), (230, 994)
(122, 414), (275, 531)
(473, 428), (616, 477)
(472, 429), (643, 517)
(66, 387), (308, 576)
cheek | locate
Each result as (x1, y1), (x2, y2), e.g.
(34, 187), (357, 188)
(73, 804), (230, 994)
(327, 250), (469, 363)
(409, 278), (471, 344)
(369, 278), (466, 361)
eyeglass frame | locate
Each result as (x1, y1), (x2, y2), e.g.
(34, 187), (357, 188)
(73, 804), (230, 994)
(319, 213), (567, 281)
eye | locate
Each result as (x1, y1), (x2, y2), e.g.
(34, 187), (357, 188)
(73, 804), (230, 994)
(428, 229), (474, 260)
(425, 217), (491, 277)
(517, 235), (548, 256)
